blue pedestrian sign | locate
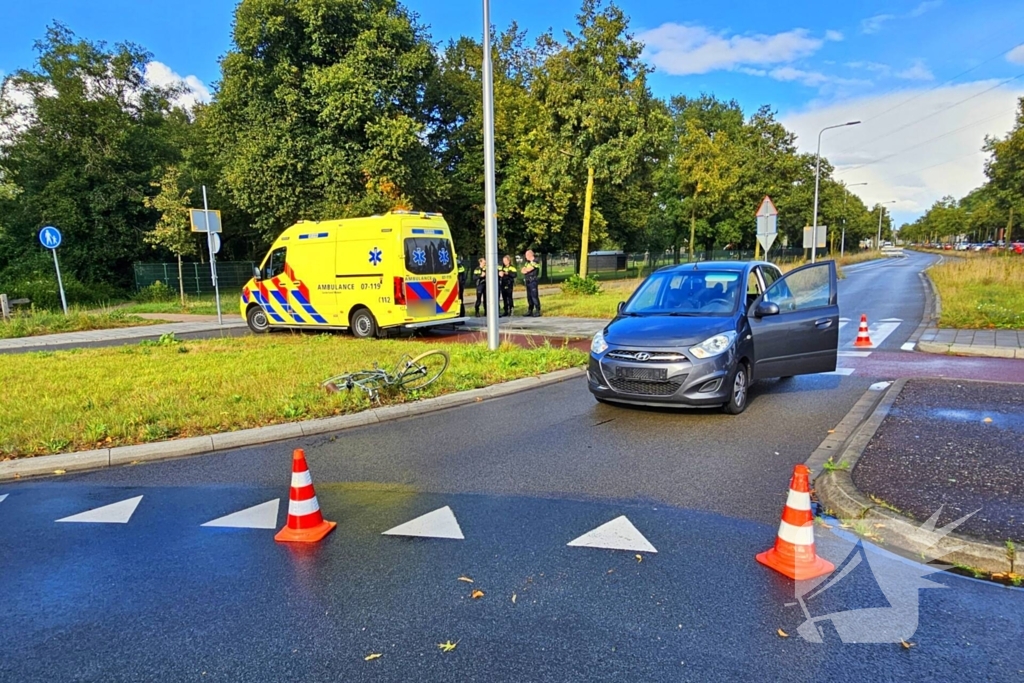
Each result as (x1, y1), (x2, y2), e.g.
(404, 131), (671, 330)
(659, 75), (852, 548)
(39, 226), (62, 249)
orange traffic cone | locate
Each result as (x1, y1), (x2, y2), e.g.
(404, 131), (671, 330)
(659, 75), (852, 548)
(853, 314), (873, 347)
(756, 464), (835, 580)
(275, 449), (337, 543)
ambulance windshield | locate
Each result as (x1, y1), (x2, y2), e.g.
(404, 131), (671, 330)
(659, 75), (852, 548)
(404, 238), (455, 275)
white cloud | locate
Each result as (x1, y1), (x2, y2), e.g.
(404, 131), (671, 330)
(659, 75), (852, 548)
(144, 61), (211, 110)
(1007, 44), (1024, 65)
(895, 59), (934, 81)
(638, 24), (824, 76)
(825, 30), (844, 42)
(909, 0), (942, 17)
(861, 14), (895, 34)
(768, 67), (870, 89)
(781, 80), (1024, 223)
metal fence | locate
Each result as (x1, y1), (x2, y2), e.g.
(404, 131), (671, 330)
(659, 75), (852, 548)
(134, 262), (256, 295)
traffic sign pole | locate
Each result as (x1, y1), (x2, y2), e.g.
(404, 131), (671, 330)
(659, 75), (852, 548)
(52, 248), (68, 315)
(202, 186), (223, 326)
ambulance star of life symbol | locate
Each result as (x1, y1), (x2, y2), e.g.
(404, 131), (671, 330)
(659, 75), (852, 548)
(790, 505), (977, 644)
(369, 247), (382, 266)
(412, 247), (427, 267)
(438, 247), (451, 267)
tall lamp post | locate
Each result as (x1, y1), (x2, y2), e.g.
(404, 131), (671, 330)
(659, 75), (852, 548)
(876, 200), (897, 250)
(481, 0), (499, 350)
(840, 182), (867, 258)
(811, 120), (860, 263)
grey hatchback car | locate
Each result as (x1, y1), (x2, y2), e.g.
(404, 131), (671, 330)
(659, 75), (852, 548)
(587, 260), (839, 414)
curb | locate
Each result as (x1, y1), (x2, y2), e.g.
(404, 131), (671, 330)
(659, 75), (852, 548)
(916, 341), (1022, 359)
(812, 378), (1015, 574)
(907, 251), (942, 347)
(0, 367), (586, 482)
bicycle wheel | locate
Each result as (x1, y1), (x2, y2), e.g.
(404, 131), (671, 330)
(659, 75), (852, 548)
(323, 371), (384, 395)
(396, 349), (449, 391)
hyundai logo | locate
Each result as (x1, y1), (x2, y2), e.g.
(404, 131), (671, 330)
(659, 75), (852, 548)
(633, 352), (651, 362)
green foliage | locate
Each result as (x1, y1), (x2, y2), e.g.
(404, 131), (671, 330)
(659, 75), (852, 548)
(822, 457), (851, 472)
(134, 280), (177, 303)
(560, 274), (602, 295)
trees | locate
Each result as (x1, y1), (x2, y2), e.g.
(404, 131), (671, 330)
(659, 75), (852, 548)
(208, 0), (440, 242)
(144, 166), (196, 304)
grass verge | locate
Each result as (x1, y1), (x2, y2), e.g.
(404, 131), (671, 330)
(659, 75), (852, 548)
(0, 334), (586, 459)
(929, 256), (1024, 329)
(0, 309), (158, 340)
(114, 296), (224, 317)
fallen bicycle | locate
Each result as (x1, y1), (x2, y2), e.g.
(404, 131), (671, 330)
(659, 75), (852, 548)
(322, 349), (449, 403)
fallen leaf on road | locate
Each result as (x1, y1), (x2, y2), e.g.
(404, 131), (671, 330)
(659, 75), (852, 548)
(607, 569), (615, 574)
(983, 417), (993, 423)
(471, 589), (485, 599)
(636, 554), (643, 563)
(839, 523), (853, 529)
(364, 653), (382, 661)
(53, 469), (66, 475)
(873, 524), (887, 529)
(777, 629), (789, 638)
(900, 640), (914, 649)
(827, 429), (835, 434)
(438, 640), (458, 652)
(457, 576), (474, 583)
(511, 593), (517, 604)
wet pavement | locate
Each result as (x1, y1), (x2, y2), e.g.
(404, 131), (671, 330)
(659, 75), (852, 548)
(854, 379), (1024, 544)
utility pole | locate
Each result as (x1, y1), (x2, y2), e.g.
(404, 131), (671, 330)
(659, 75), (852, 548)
(580, 166), (594, 278)
(812, 120), (860, 263)
(481, 0), (499, 350)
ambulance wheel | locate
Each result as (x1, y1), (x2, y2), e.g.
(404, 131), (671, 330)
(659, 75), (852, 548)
(246, 306), (270, 334)
(350, 308), (378, 339)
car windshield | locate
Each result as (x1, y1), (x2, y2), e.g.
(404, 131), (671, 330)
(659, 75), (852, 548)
(624, 270), (742, 316)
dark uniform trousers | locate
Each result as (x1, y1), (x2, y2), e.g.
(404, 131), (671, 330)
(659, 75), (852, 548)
(499, 266), (516, 315)
(524, 261), (541, 315)
(473, 268), (487, 316)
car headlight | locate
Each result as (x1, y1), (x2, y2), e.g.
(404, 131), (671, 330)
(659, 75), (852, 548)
(689, 331), (737, 359)
(591, 330), (608, 355)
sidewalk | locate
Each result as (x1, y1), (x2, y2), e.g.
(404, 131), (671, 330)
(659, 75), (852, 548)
(0, 319), (247, 353)
(917, 327), (1024, 359)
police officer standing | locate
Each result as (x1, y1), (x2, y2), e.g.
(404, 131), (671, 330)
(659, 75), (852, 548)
(457, 258), (467, 317)
(499, 254), (516, 316)
(521, 249), (541, 317)
(473, 257), (488, 317)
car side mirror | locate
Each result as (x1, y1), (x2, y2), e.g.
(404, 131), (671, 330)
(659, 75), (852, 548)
(617, 301), (625, 315)
(754, 301), (780, 318)
(252, 265), (262, 281)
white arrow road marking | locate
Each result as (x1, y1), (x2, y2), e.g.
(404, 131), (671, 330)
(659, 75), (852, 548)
(823, 368), (856, 376)
(567, 515), (657, 553)
(869, 381), (893, 391)
(201, 499), (280, 529)
(0, 494), (7, 504)
(382, 506), (464, 540)
(57, 495), (143, 524)
(901, 342), (916, 352)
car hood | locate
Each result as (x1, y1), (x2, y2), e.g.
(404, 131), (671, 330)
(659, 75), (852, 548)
(604, 314), (738, 348)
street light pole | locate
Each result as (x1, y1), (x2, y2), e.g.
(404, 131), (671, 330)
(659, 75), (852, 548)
(481, 0), (499, 351)
(876, 200), (896, 250)
(811, 120), (860, 263)
(840, 182), (867, 259)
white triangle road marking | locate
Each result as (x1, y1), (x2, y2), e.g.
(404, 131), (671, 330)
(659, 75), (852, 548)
(869, 381), (893, 391)
(0, 494), (7, 504)
(56, 495), (143, 524)
(201, 499), (280, 529)
(901, 342), (916, 352)
(382, 505), (464, 540)
(567, 515), (657, 553)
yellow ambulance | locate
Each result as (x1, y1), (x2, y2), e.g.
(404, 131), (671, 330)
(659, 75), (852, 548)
(240, 210), (465, 337)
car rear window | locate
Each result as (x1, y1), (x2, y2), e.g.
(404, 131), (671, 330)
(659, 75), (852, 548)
(404, 238), (455, 275)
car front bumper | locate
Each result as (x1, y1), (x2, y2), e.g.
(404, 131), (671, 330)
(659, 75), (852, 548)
(587, 346), (736, 408)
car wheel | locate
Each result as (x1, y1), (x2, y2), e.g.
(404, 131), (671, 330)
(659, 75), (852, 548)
(246, 305), (270, 334)
(723, 362), (749, 415)
(350, 308), (378, 339)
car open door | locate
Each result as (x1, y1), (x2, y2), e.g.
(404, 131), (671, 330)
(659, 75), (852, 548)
(748, 261), (839, 379)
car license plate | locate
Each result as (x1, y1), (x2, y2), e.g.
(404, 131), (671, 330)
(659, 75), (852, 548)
(615, 367), (667, 381)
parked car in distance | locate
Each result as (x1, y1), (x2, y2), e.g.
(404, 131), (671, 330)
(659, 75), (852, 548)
(588, 260), (839, 414)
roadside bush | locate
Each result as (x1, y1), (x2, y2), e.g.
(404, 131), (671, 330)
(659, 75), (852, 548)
(134, 280), (176, 303)
(561, 274), (602, 296)
(0, 268), (121, 311)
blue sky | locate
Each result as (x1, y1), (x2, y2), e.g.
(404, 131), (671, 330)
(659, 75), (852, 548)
(3, 0), (1023, 224)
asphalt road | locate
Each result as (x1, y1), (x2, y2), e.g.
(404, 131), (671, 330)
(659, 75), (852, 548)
(3, 251), (1023, 681)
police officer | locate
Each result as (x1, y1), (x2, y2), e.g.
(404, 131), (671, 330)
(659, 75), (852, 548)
(499, 254), (516, 316)
(521, 249), (541, 317)
(456, 258), (467, 316)
(473, 257), (488, 317)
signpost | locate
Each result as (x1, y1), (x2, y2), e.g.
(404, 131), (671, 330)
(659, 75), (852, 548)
(755, 196), (778, 258)
(39, 226), (68, 315)
(189, 189), (223, 325)
(803, 225), (827, 250)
